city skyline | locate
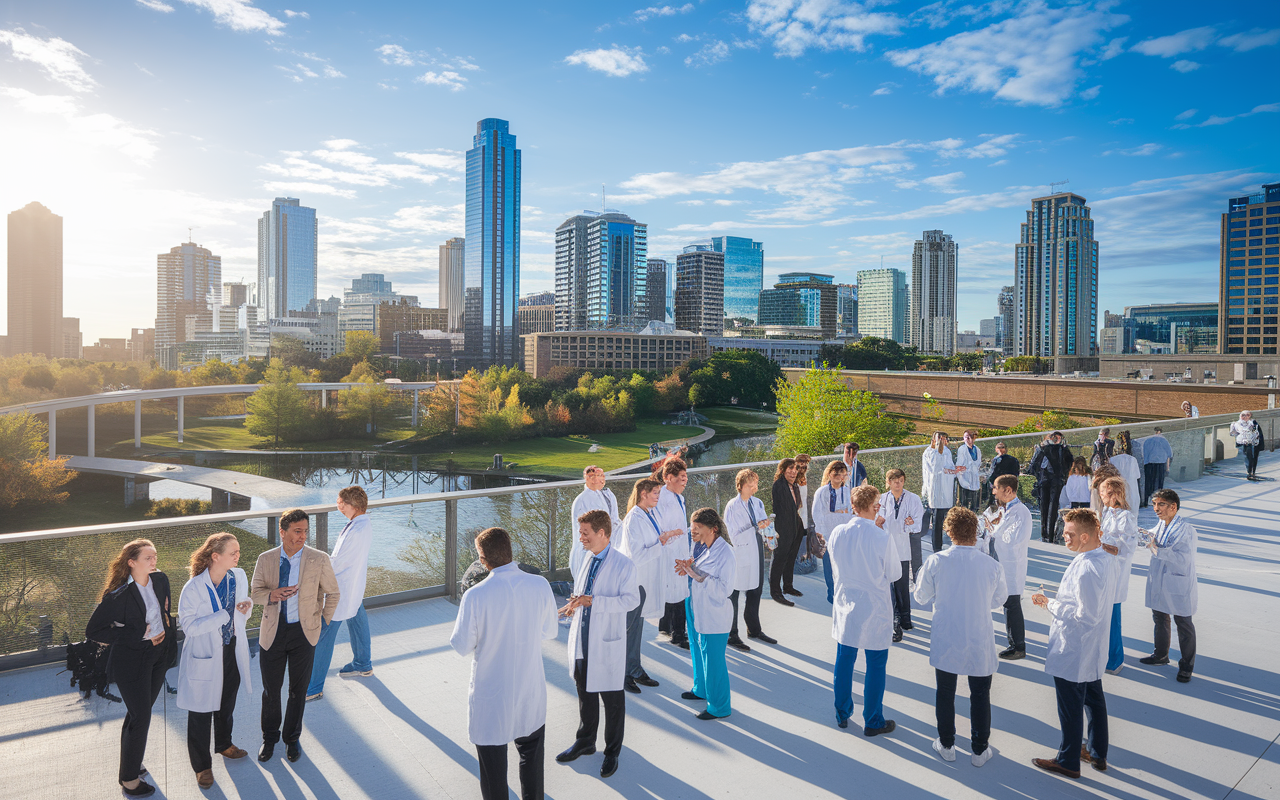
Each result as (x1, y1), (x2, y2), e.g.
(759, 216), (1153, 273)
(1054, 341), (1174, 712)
(0, 2), (1277, 342)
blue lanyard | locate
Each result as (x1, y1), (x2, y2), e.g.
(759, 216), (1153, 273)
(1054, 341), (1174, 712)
(642, 508), (661, 536)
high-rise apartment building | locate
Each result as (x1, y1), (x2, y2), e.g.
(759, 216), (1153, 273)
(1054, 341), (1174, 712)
(757, 273), (838, 337)
(1128, 302), (1218, 354)
(1220, 183), (1280, 356)
(62, 317), (82, 359)
(856, 268), (908, 343)
(1013, 192), (1098, 358)
(997, 284), (1015, 356)
(837, 284), (857, 337)
(440, 237), (465, 332)
(6, 202), (63, 357)
(910, 230), (958, 355)
(258, 197), (317, 320)
(675, 248), (725, 336)
(708, 236), (764, 322)
(156, 241), (221, 348)
(645, 258), (669, 324)
(554, 210), (648, 331)
(464, 118), (521, 367)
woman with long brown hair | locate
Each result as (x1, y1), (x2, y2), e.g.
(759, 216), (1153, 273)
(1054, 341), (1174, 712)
(675, 507), (737, 720)
(769, 457), (805, 606)
(176, 532), (253, 790)
(86, 539), (176, 797)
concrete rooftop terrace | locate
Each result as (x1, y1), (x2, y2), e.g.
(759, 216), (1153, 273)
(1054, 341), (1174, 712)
(2, 454), (1278, 800)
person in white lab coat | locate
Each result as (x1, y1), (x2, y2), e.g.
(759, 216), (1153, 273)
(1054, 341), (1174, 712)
(555, 510), (640, 780)
(812, 461), (852, 607)
(450, 527), (559, 800)
(1139, 489), (1198, 683)
(725, 468), (775, 650)
(1059, 458), (1093, 511)
(913, 507), (1007, 767)
(1110, 432), (1142, 507)
(1031, 509), (1120, 779)
(989, 474), (1032, 660)
(655, 458), (692, 649)
(675, 507), (737, 720)
(955, 430), (983, 512)
(876, 467), (923, 641)
(829, 485), (901, 736)
(922, 432), (963, 556)
(570, 465), (623, 577)
(1098, 477), (1138, 675)
(617, 477), (672, 694)
(308, 485), (375, 700)
(175, 533), (254, 790)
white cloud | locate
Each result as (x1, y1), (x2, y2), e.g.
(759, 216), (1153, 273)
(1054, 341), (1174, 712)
(1130, 26), (1217, 57)
(137, 0), (175, 12)
(746, 0), (904, 57)
(886, 2), (1126, 106)
(323, 65), (344, 78)
(634, 4), (694, 22)
(0, 28), (97, 92)
(449, 56), (481, 71)
(0, 87), (159, 161)
(378, 44), (416, 66)
(176, 0), (286, 35)
(417, 70), (467, 90)
(1103, 143), (1162, 157)
(675, 33), (696, 43)
(388, 204), (466, 237)
(564, 46), (649, 77)
(911, 1), (1016, 31)
(923, 171), (966, 193)
(282, 9), (309, 18)
(295, 63), (319, 78)
(259, 140), (462, 199)
(685, 40), (729, 67)
(1218, 28), (1280, 52)
(1099, 36), (1126, 59)
(932, 133), (1020, 159)
(263, 181), (356, 198)
(1186, 103), (1280, 128)
(1170, 59), (1200, 73)
(872, 81), (899, 96)
(1079, 85), (1101, 99)
(1175, 108), (1197, 121)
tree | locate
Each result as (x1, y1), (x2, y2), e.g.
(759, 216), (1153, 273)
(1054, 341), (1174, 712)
(344, 330), (380, 362)
(245, 359), (311, 447)
(774, 363), (913, 456)
(0, 412), (75, 511)
(21, 366), (55, 391)
(271, 334), (322, 370)
(339, 364), (397, 437)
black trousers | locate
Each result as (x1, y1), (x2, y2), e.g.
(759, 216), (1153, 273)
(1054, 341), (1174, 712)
(1152, 610), (1197, 674)
(936, 670), (992, 753)
(957, 487), (980, 513)
(1053, 677), (1107, 772)
(260, 621), (314, 745)
(573, 659), (625, 757)
(891, 562), (911, 625)
(1243, 443), (1261, 475)
(930, 508), (948, 554)
(476, 725), (544, 800)
(769, 531), (803, 594)
(1037, 482), (1060, 542)
(1142, 463), (1166, 506)
(730, 531), (765, 638)
(1004, 595), (1025, 651)
(188, 639), (241, 773)
(113, 642), (167, 783)
(659, 601), (687, 642)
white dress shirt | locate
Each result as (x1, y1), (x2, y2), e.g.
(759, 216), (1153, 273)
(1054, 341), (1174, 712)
(656, 487), (692, 603)
(570, 487), (623, 577)
(991, 498), (1032, 598)
(1100, 507), (1138, 604)
(876, 489), (924, 563)
(723, 495), (764, 592)
(129, 575), (164, 640)
(1044, 547), (1119, 683)
(688, 537), (736, 635)
(828, 516), (902, 651)
(616, 505), (665, 619)
(913, 546), (1007, 677)
(329, 513), (372, 622)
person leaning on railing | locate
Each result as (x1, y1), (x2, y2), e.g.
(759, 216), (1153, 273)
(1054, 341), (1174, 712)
(85, 539), (177, 797)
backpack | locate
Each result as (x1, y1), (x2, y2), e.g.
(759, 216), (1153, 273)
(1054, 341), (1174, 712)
(62, 639), (121, 702)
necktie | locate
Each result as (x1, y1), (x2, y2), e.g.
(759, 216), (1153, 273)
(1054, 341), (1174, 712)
(746, 499), (758, 526)
(218, 573), (235, 645)
(279, 555), (292, 623)
(829, 485), (837, 513)
(582, 554), (604, 636)
(893, 493), (903, 519)
(601, 490), (614, 516)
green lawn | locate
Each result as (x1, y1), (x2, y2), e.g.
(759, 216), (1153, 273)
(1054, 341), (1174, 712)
(99, 417), (416, 456)
(698, 406), (779, 437)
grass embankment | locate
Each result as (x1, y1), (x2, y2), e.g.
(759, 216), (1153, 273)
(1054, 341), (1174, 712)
(698, 406), (778, 437)
(94, 417), (416, 456)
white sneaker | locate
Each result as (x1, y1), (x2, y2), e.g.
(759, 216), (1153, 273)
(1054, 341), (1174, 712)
(971, 747), (995, 767)
(1105, 663), (1124, 675)
(305, 692), (322, 702)
(932, 738), (956, 762)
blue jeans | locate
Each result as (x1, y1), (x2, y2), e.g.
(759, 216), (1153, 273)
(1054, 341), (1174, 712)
(307, 604), (373, 695)
(834, 644), (887, 728)
(686, 597), (731, 718)
(822, 551), (834, 604)
(1106, 603), (1124, 671)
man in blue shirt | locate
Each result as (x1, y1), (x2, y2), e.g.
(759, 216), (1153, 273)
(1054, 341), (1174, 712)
(1141, 428), (1174, 508)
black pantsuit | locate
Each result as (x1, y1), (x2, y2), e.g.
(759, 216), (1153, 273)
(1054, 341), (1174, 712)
(476, 725), (544, 800)
(188, 639), (241, 773)
(1152, 610), (1197, 674)
(572, 659), (625, 757)
(114, 644), (168, 783)
(936, 670), (992, 753)
(260, 621), (314, 745)
(769, 478), (804, 596)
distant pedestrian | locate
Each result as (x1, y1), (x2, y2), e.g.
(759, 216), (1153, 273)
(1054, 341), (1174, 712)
(1140, 489), (1198, 683)
(1181, 400), (1199, 419)
(1030, 431), (1072, 542)
(1140, 427), (1173, 507)
(841, 442), (869, 487)
(1229, 410), (1264, 479)
(921, 432), (961, 555)
(1089, 428), (1115, 470)
(955, 430), (982, 513)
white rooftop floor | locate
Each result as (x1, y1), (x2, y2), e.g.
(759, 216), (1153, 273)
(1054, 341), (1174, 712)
(3, 453), (1278, 800)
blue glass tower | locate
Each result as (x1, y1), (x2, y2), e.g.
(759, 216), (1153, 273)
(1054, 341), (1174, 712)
(464, 118), (521, 366)
(710, 236), (764, 322)
(555, 210), (647, 330)
(257, 197), (317, 319)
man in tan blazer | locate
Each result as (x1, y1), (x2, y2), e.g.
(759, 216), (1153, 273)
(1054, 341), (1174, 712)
(250, 508), (340, 763)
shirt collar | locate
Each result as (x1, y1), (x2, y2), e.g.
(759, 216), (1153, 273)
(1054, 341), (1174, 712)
(590, 544), (611, 561)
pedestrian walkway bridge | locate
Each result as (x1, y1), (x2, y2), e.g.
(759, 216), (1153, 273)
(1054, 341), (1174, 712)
(63, 455), (314, 510)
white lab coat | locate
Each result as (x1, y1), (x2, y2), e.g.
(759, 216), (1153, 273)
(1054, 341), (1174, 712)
(656, 487), (692, 604)
(876, 489), (923, 563)
(616, 505), (665, 619)
(1059, 474), (1092, 507)
(450, 563), (559, 746)
(566, 546), (640, 693)
(1109, 454), (1141, 511)
(1044, 548), (1119, 683)
(921, 447), (956, 508)
(796, 482), (810, 526)
(570, 487), (623, 578)
(955, 444), (982, 492)
(723, 495), (765, 592)
(1100, 507), (1139, 604)
(828, 516), (902, 651)
(689, 537), (736, 635)
(1145, 515), (1199, 617)
(329, 513), (372, 622)
(991, 498), (1032, 597)
(811, 483), (852, 538)
(176, 568), (253, 713)
(913, 546), (1007, 677)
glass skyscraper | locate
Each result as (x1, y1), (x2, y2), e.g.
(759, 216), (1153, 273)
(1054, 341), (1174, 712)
(554, 210), (647, 330)
(257, 197), (317, 320)
(708, 236), (764, 322)
(465, 118), (521, 366)
(1013, 193), (1098, 358)
(856, 268), (908, 343)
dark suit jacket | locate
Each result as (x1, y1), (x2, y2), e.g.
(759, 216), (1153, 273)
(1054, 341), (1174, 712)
(85, 571), (176, 678)
(990, 454), (1020, 482)
(1091, 439), (1115, 461)
(1031, 443), (1072, 486)
(771, 478), (804, 545)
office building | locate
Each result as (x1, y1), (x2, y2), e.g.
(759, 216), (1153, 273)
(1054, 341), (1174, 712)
(675, 248), (725, 336)
(1013, 192), (1098, 358)
(1220, 183), (1280, 356)
(7, 201), (63, 357)
(706, 236), (764, 322)
(519, 291), (555, 336)
(258, 197), (318, 319)
(910, 230), (958, 356)
(391, 330), (463, 360)
(757, 273), (838, 338)
(837, 284), (857, 337)
(1126, 302), (1219, 355)
(856, 268), (908, 343)
(156, 241), (221, 349)
(376, 299), (449, 352)
(706, 336), (828, 369)
(223, 282), (250, 308)
(997, 284), (1015, 355)
(554, 210), (648, 331)
(645, 258), (669, 324)
(440, 237), (465, 332)
(340, 274), (416, 332)
(84, 338), (130, 363)
(523, 321), (705, 378)
(61, 317), (82, 359)
(464, 118), (521, 367)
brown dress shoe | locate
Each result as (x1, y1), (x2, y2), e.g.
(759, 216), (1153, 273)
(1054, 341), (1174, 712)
(1032, 757), (1080, 779)
(1080, 744), (1107, 771)
(196, 769), (214, 789)
(219, 744), (248, 759)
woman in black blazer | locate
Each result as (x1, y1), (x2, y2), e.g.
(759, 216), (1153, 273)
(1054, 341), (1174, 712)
(86, 539), (176, 798)
(769, 457), (805, 605)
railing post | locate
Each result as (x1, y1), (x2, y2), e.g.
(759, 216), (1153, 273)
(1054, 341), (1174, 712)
(315, 512), (328, 552)
(547, 492), (558, 573)
(267, 516), (278, 546)
(446, 498), (458, 600)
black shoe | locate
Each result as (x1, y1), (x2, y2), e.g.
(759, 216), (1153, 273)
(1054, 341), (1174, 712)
(673, 638), (690, 650)
(1139, 654), (1170, 666)
(258, 742), (274, 762)
(864, 720), (896, 737)
(772, 596), (795, 607)
(728, 638), (751, 652)
(600, 754), (618, 778)
(836, 713), (849, 729)
(120, 780), (156, 797)
(623, 677), (641, 694)
(555, 742), (596, 763)
(998, 646), (1025, 660)
(634, 674), (660, 687)
(900, 620), (913, 631)
(1177, 671), (1192, 683)
(784, 588), (803, 597)
(748, 631), (778, 644)
(892, 627), (903, 643)
(286, 741), (301, 763)
(138, 766), (148, 777)
(681, 691), (704, 700)
(696, 710), (725, 720)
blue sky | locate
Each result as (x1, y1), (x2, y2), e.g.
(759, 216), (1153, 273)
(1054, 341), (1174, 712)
(1, 0), (1277, 342)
